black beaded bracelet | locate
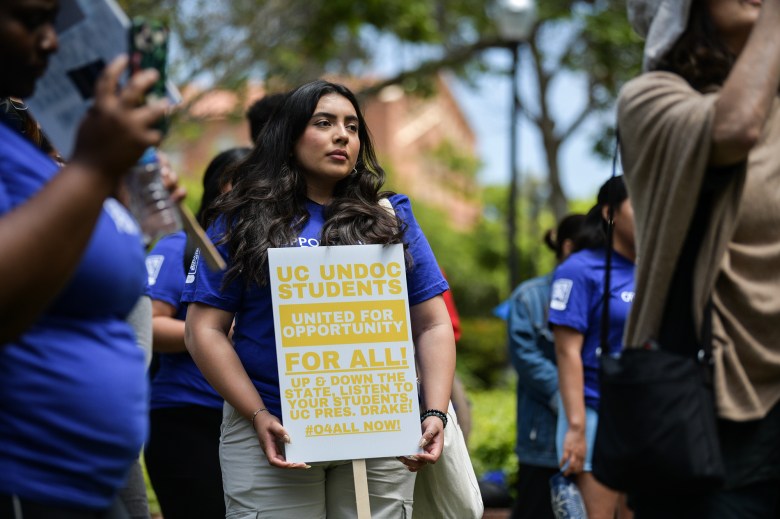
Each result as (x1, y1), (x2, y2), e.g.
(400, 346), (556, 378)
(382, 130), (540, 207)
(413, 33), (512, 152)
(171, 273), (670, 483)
(420, 409), (448, 429)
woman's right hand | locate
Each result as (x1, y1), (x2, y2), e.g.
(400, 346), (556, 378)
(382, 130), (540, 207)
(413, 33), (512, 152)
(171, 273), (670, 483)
(253, 411), (310, 470)
(71, 55), (168, 183)
(560, 426), (586, 476)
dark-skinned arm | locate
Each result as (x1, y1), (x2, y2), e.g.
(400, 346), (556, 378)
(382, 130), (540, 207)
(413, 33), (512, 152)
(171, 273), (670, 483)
(0, 56), (167, 342)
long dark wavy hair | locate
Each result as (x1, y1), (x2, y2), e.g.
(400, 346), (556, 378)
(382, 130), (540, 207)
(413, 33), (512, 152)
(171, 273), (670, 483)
(197, 146), (251, 227)
(212, 80), (403, 286)
(654, 0), (735, 91)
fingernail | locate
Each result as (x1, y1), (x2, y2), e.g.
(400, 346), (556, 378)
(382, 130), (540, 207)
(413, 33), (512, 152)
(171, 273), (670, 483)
(418, 438), (429, 448)
(283, 434), (291, 444)
(304, 464), (311, 469)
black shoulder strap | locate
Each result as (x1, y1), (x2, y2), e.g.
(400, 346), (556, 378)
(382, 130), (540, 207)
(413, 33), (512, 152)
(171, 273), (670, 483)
(599, 134), (620, 355)
(657, 179), (717, 360)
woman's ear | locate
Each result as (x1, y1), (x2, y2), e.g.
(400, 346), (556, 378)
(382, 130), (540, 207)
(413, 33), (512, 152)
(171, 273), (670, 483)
(601, 203), (611, 222)
(561, 239), (575, 260)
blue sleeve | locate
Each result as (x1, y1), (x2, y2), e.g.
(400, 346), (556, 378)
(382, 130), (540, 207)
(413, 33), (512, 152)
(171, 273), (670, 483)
(390, 194), (448, 306)
(548, 256), (592, 333)
(180, 219), (244, 312)
(508, 281), (558, 401)
(145, 232), (186, 310)
(0, 179), (9, 214)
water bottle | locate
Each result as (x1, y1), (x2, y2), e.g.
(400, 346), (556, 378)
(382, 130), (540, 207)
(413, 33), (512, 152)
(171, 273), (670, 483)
(126, 147), (182, 244)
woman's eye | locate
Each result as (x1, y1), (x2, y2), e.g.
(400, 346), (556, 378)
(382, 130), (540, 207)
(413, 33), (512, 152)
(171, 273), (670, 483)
(347, 124), (359, 132)
(314, 120), (331, 127)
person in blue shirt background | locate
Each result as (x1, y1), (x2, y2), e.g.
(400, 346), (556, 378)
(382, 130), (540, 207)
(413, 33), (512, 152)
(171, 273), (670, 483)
(508, 213), (585, 519)
(550, 176), (635, 519)
(144, 146), (249, 519)
(0, 0), (168, 516)
(182, 79), (455, 518)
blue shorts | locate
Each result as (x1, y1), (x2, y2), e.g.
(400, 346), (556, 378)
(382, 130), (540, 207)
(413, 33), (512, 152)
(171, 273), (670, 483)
(555, 397), (598, 472)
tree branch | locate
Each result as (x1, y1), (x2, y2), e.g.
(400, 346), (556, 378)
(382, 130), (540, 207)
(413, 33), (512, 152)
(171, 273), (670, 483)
(355, 36), (508, 98)
(560, 82), (596, 141)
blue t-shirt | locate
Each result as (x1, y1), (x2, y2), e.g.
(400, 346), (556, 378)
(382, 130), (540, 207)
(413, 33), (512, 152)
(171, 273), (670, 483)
(145, 230), (223, 410)
(548, 247), (635, 410)
(0, 123), (148, 509)
(181, 195), (448, 419)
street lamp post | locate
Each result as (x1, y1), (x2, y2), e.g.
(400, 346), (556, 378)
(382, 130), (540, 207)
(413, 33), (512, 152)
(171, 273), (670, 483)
(494, 0), (536, 291)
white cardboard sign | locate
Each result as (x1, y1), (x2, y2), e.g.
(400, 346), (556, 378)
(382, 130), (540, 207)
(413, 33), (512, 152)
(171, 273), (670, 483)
(269, 244), (421, 463)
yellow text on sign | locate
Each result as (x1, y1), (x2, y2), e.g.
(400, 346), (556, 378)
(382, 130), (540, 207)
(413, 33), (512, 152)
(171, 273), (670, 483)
(279, 300), (408, 347)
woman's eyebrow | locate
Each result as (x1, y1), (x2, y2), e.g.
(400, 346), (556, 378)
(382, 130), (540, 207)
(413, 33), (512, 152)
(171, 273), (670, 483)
(311, 112), (359, 123)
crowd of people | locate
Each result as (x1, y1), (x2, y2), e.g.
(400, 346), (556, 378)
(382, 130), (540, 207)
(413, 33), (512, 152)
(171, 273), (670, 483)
(2, 0), (780, 518)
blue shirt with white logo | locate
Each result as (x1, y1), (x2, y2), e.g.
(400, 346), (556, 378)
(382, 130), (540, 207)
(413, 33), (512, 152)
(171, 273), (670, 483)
(145, 230), (223, 410)
(181, 195), (448, 419)
(0, 123), (148, 510)
(548, 247), (634, 409)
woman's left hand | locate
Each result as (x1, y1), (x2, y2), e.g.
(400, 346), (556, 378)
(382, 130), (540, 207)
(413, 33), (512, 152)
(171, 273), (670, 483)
(397, 416), (445, 472)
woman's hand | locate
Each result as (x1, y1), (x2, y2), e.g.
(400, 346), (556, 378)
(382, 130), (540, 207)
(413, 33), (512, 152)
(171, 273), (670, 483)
(397, 415), (445, 472)
(71, 55), (169, 184)
(253, 411), (310, 470)
(560, 426), (586, 476)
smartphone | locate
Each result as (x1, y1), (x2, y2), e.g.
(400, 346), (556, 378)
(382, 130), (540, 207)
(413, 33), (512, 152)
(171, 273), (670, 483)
(128, 17), (169, 131)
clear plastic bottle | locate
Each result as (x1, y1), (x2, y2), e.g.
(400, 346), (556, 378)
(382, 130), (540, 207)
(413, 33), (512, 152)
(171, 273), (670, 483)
(126, 147), (182, 244)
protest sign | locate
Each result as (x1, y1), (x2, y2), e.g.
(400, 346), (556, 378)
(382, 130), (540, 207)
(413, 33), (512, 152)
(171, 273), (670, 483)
(269, 244), (421, 463)
(26, 0), (180, 159)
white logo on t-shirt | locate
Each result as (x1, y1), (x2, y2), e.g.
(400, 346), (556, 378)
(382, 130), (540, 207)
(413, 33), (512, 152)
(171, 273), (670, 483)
(550, 279), (574, 311)
(104, 198), (140, 235)
(296, 237), (320, 247)
(185, 248), (200, 284)
(621, 291), (635, 303)
(146, 255), (164, 286)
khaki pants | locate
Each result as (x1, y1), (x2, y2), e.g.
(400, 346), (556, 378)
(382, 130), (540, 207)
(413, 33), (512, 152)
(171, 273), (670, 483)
(220, 403), (416, 519)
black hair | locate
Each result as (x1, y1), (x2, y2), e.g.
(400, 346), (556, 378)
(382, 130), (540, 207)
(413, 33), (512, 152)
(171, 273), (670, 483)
(196, 147), (251, 227)
(655, 0), (736, 91)
(214, 80), (402, 287)
(544, 213), (586, 261)
(573, 176), (628, 252)
(246, 93), (286, 144)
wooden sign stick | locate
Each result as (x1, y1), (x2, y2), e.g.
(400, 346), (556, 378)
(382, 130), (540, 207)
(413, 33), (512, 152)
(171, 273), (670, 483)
(178, 202), (226, 271)
(352, 459), (372, 519)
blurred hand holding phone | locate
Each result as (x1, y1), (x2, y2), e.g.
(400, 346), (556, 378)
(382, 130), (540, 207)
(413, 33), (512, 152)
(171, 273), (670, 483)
(125, 18), (225, 269)
(129, 17), (170, 132)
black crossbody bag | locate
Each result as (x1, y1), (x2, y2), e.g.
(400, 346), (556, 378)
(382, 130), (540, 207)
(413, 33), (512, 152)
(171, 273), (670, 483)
(590, 143), (726, 496)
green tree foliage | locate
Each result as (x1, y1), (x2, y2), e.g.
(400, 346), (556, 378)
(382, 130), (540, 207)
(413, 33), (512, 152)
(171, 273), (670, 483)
(118, 0), (642, 219)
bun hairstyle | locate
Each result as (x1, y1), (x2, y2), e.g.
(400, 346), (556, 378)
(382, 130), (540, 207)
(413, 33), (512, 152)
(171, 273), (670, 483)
(573, 176), (628, 252)
(545, 213), (587, 261)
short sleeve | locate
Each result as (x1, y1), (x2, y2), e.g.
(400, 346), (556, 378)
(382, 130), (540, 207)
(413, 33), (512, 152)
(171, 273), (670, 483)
(390, 194), (449, 306)
(548, 256), (592, 334)
(0, 179), (10, 214)
(145, 232), (186, 309)
(180, 219), (244, 312)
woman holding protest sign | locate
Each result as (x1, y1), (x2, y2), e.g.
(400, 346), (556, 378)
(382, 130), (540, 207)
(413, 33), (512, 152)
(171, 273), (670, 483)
(0, 0), (168, 516)
(183, 79), (455, 518)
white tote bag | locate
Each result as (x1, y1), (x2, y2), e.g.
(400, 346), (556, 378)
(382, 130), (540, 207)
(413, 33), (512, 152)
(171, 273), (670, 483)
(413, 402), (484, 519)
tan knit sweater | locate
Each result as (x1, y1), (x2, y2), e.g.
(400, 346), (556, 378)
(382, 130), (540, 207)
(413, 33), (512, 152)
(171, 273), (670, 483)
(618, 72), (780, 421)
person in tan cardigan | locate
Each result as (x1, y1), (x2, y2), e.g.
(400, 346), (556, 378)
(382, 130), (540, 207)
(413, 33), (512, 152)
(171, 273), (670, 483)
(621, 0), (780, 516)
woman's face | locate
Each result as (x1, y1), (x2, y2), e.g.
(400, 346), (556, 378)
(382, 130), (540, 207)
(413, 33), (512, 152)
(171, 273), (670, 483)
(613, 198), (636, 255)
(706, 0), (762, 53)
(293, 92), (360, 202)
(0, 0), (59, 98)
